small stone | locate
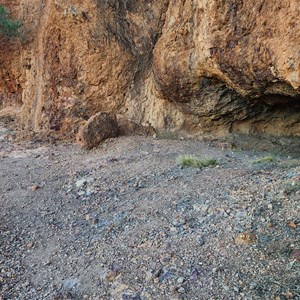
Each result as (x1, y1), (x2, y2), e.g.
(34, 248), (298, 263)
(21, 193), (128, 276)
(201, 205), (209, 213)
(159, 270), (175, 282)
(145, 271), (152, 281)
(233, 224), (244, 232)
(92, 218), (100, 226)
(62, 278), (80, 290)
(104, 270), (118, 282)
(288, 221), (297, 229)
(31, 185), (40, 191)
(249, 283), (257, 290)
(177, 287), (185, 294)
(223, 285), (230, 291)
(290, 249), (300, 262)
(153, 268), (163, 279)
(177, 277), (184, 284)
(22, 281), (30, 287)
(198, 237), (205, 246)
(226, 225), (233, 232)
(26, 242), (34, 249)
(235, 232), (257, 245)
(122, 293), (141, 300)
(189, 268), (200, 282)
(235, 210), (247, 218)
(283, 291), (294, 299)
(267, 204), (273, 210)
(85, 188), (94, 197)
(192, 204), (202, 212)
(43, 259), (52, 266)
(76, 178), (87, 188)
(172, 218), (186, 226)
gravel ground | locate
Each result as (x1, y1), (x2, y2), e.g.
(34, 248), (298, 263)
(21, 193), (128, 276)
(0, 123), (300, 300)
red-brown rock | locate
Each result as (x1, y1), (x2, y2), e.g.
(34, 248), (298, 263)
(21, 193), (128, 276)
(76, 112), (118, 149)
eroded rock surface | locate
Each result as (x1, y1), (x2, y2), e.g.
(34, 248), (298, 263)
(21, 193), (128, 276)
(0, 0), (300, 138)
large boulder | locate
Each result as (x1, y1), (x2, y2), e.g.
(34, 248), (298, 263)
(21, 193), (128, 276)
(76, 112), (118, 149)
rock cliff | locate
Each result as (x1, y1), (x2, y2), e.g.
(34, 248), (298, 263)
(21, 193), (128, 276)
(0, 0), (300, 140)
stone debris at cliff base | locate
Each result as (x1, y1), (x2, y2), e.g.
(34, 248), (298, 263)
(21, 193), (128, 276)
(0, 131), (299, 300)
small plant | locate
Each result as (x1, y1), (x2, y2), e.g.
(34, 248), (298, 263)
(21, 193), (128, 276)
(177, 155), (218, 168)
(252, 155), (276, 164)
(0, 5), (22, 39)
(156, 131), (180, 140)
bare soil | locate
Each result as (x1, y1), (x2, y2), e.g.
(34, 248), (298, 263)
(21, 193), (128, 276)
(0, 121), (299, 300)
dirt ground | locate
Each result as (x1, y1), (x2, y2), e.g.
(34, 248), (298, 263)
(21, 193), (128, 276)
(0, 120), (299, 300)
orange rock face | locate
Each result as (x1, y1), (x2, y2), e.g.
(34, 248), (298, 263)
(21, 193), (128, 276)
(0, 0), (300, 139)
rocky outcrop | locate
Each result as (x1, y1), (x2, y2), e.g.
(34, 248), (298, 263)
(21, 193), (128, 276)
(0, 0), (300, 140)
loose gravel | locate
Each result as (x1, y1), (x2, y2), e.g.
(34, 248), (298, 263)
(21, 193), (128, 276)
(0, 126), (299, 300)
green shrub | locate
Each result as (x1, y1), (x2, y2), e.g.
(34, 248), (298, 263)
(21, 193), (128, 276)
(0, 5), (22, 39)
(177, 155), (218, 168)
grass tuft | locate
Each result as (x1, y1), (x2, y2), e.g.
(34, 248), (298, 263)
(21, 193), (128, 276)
(156, 131), (180, 140)
(177, 155), (218, 168)
(252, 155), (276, 164)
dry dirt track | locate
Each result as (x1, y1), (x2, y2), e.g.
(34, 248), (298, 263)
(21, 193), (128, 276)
(0, 124), (300, 300)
